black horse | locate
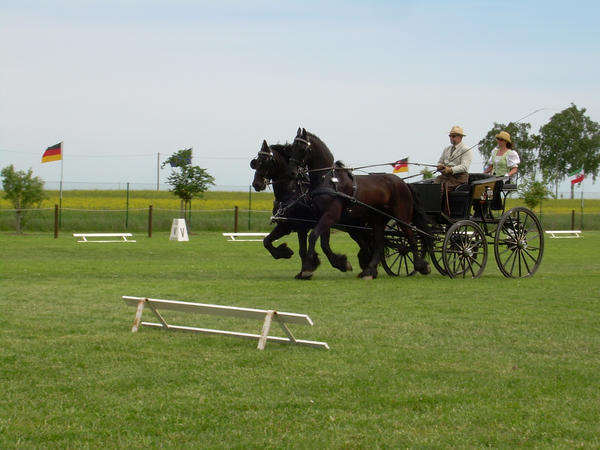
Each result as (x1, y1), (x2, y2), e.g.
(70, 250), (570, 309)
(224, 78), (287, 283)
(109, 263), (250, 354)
(287, 128), (432, 279)
(250, 140), (354, 279)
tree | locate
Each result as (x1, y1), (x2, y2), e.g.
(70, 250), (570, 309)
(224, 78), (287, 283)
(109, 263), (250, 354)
(1, 165), (46, 234)
(519, 179), (553, 210)
(420, 168), (434, 179)
(162, 149), (215, 223)
(538, 103), (600, 198)
(478, 121), (540, 181)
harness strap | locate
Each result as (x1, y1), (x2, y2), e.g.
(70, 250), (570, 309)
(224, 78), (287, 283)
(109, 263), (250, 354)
(310, 187), (339, 197)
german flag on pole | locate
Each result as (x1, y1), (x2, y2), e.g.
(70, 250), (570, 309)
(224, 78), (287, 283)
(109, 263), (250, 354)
(393, 158), (408, 173)
(42, 142), (62, 163)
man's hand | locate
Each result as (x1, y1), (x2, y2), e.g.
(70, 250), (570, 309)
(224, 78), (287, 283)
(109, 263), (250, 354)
(436, 164), (445, 171)
(442, 166), (453, 175)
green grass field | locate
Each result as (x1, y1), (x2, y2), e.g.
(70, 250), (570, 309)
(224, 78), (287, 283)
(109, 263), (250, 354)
(1, 231), (599, 447)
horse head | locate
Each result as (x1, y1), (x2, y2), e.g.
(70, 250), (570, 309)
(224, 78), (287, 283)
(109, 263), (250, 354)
(250, 140), (276, 191)
(287, 128), (312, 179)
(251, 140), (295, 191)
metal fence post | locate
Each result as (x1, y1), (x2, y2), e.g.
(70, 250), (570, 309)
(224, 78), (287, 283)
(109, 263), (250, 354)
(54, 204), (59, 239)
(125, 182), (130, 229)
(234, 206), (239, 233)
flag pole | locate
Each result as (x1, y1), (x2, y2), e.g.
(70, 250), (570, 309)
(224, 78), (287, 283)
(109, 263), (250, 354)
(59, 141), (64, 227)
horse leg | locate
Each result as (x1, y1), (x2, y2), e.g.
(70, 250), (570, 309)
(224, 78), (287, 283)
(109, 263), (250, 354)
(405, 227), (431, 275)
(320, 230), (353, 273)
(300, 202), (344, 279)
(300, 213), (340, 279)
(360, 221), (385, 280)
(349, 230), (372, 273)
(299, 228), (322, 279)
(294, 227), (312, 279)
(263, 223), (294, 259)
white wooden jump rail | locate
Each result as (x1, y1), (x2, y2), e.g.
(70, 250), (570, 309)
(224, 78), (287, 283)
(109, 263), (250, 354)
(122, 296), (329, 350)
(222, 232), (269, 241)
(545, 230), (582, 239)
(74, 233), (135, 242)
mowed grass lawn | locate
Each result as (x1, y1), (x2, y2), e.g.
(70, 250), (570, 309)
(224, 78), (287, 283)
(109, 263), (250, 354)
(1, 231), (599, 447)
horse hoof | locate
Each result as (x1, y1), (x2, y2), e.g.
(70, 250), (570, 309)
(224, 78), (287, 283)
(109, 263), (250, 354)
(346, 261), (353, 272)
(361, 275), (373, 280)
(419, 264), (431, 275)
(295, 272), (312, 280)
(300, 271), (314, 279)
(273, 244), (294, 259)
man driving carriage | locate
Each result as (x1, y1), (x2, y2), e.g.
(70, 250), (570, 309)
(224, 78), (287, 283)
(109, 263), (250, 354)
(433, 125), (473, 215)
(434, 125), (473, 189)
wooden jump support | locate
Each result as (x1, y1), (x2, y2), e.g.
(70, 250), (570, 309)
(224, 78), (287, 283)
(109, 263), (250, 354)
(222, 232), (269, 241)
(545, 230), (582, 239)
(74, 233), (135, 242)
(122, 296), (329, 350)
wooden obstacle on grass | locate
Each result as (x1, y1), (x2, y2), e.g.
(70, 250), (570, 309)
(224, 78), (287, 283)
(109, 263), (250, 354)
(122, 296), (329, 350)
(222, 232), (269, 241)
(74, 233), (135, 242)
(545, 230), (582, 239)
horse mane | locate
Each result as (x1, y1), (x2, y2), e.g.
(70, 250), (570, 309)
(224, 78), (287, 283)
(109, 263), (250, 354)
(270, 143), (291, 160)
(306, 131), (334, 161)
(334, 160), (345, 168)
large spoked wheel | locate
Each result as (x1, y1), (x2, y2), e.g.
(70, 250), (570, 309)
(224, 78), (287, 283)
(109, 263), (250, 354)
(382, 221), (425, 277)
(442, 220), (488, 279)
(494, 206), (544, 278)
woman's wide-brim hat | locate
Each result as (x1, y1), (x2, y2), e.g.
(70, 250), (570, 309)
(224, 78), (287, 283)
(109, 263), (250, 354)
(449, 125), (466, 136)
(495, 130), (512, 143)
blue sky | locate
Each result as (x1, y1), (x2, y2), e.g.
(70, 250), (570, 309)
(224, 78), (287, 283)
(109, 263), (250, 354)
(1, 0), (599, 193)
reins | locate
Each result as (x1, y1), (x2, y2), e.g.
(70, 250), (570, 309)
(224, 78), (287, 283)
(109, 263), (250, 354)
(301, 161), (438, 175)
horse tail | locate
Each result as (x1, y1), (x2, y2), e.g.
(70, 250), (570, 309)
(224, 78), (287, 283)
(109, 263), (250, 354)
(408, 184), (435, 253)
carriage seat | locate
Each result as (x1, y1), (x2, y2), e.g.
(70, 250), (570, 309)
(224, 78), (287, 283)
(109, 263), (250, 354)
(469, 173), (506, 211)
(448, 183), (471, 218)
(502, 175), (518, 193)
(449, 173), (502, 218)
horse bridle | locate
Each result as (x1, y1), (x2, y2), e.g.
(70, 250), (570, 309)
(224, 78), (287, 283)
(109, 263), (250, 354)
(290, 136), (312, 167)
(252, 149), (293, 186)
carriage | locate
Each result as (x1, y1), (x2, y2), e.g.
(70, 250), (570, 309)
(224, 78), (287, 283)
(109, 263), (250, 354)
(381, 174), (544, 279)
(252, 128), (544, 280)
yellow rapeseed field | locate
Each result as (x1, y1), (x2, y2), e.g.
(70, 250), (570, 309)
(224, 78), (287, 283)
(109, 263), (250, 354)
(0, 190), (275, 211)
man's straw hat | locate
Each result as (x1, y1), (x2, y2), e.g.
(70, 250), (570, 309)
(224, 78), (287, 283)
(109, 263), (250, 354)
(495, 130), (512, 143)
(449, 125), (466, 136)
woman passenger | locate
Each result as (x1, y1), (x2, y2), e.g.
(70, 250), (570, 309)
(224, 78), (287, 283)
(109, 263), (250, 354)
(484, 130), (520, 181)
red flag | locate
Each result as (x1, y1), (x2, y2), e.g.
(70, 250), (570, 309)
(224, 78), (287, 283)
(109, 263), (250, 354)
(42, 142), (62, 163)
(569, 167), (584, 185)
(393, 158), (408, 173)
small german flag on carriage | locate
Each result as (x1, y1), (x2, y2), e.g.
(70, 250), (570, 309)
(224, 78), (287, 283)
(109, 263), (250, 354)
(392, 158), (408, 173)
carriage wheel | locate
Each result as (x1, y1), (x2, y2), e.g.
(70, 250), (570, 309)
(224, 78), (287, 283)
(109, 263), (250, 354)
(429, 233), (447, 276)
(442, 220), (488, 279)
(381, 220), (425, 277)
(494, 207), (544, 278)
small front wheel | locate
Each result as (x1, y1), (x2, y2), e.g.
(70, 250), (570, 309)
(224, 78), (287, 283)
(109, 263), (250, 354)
(442, 220), (488, 279)
(382, 220), (425, 277)
(429, 233), (448, 276)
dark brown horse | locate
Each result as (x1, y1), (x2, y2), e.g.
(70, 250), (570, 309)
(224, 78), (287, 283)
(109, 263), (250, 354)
(251, 140), (354, 278)
(287, 128), (432, 279)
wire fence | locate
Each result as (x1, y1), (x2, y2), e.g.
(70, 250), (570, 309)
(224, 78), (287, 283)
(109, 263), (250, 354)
(0, 206), (275, 234)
